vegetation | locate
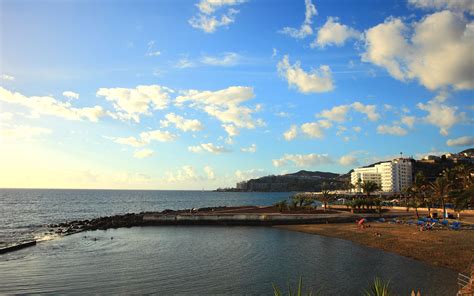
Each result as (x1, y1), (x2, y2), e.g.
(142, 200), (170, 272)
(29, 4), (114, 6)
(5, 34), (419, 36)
(361, 181), (380, 198)
(363, 277), (393, 296)
(403, 164), (474, 219)
(272, 277), (398, 296)
(274, 200), (288, 212)
(272, 277), (316, 296)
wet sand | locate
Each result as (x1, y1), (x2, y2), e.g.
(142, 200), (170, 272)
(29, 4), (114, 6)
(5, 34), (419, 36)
(278, 222), (474, 273)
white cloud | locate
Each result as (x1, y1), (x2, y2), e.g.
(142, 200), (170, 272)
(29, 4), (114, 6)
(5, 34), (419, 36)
(351, 102), (380, 121)
(188, 142), (230, 154)
(280, 0), (317, 39)
(241, 143), (257, 153)
(222, 124), (240, 137)
(312, 17), (361, 48)
(160, 113), (203, 132)
(353, 126), (362, 133)
(0, 124), (52, 141)
(283, 125), (298, 141)
(272, 153), (332, 167)
(1, 74), (15, 81)
(408, 0), (474, 14)
(134, 149), (154, 159)
(176, 86), (263, 136)
(0, 87), (104, 122)
(165, 166), (198, 182)
(235, 168), (267, 181)
(196, 0), (246, 14)
(318, 105), (350, 122)
(339, 154), (359, 166)
(446, 136), (474, 147)
(0, 112), (13, 122)
(363, 11), (474, 90)
(62, 91), (79, 100)
(277, 55), (334, 93)
(417, 96), (465, 136)
(175, 58), (196, 69)
(146, 41), (161, 57)
(201, 52), (240, 66)
(401, 115), (416, 128)
(204, 166), (216, 180)
(97, 85), (172, 122)
(300, 120), (331, 139)
(189, 8), (239, 33)
(377, 124), (408, 136)
(111, 129), (176, 147)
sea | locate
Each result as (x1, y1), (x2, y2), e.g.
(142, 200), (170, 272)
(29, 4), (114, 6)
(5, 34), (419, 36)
(0, 189), (458, 295)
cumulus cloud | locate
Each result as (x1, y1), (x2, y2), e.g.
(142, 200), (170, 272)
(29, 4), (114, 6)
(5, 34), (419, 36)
(417, 96), (465, 136)
(312, 17), (361, 48)
(318, 105), (351, 122)
(377, 124), (408, 136)
(272, 153), (332, 167)
(446, 136), (474, 147)
(277, 55), (334, 93)
(241, 143), (257, 153)
(62, 91), (79, 100)
(133, 149), (154, 159)
(196, 0), (246, 14)
(222, 124), (240, 137)
(160, 113), (203, 132)
(363, 11), (474, 90)
(408, 0), (474, 14)
(201, 52), (240, 66)
(280, 0), (317, 39)
(97, 85), (172, 122)
(300, 120), (332, 139)
(339, 154), (359, 166)
(1, 74), (15, 81)
(0, 112), (13, 121)
(165, 166), (198, 182)
(401, 115), (416, 128)
(283, 125), (298, 141)
(190, 0), (245, 34)
(0, 124), (52, 141)
(235, 169), (267, 181)
(204, 165), (216, 180)
(176, 86), (263, 136)
(0, 87), (105, 122)
(188, 142), (230, 154)
(111, 129), (176, 147)
(351, 102), (380, 121)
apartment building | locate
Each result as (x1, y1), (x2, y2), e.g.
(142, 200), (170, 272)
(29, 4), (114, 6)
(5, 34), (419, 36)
(351, 158), (413, 193)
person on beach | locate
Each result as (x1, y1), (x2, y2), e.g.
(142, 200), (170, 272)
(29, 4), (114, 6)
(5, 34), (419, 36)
(358, 218), (366, 229)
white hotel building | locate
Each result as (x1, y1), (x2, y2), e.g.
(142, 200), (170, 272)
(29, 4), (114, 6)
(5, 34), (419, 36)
(351, 158), (413, 193)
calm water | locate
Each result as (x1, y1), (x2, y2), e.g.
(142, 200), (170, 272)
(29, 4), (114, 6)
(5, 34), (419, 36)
(0, 189), (290, 247)
(1, 227), (457, 295)
(0, 189), (458, 294)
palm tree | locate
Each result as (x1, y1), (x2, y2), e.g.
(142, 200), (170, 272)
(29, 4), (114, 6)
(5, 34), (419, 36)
(410, 171), (427, 218)
(320, 191), (331, 211)
(361, 181), (380, 199)
(429, 176), (451, 219)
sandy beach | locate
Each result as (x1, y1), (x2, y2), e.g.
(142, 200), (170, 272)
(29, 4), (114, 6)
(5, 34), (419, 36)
(278, 221), (474, 274)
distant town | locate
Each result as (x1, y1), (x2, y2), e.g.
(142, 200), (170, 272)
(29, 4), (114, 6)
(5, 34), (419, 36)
(217, 148), (474, 194)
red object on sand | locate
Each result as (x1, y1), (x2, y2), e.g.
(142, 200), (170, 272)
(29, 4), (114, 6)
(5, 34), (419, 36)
(358, 218), (365, 225)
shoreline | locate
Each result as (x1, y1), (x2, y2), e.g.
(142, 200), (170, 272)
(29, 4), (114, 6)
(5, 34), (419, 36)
(277, 222), (474, 274)
(2, 205), (473, 275)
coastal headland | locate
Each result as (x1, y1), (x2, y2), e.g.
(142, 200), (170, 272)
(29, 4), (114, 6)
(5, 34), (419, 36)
(2, 206), (473, 275)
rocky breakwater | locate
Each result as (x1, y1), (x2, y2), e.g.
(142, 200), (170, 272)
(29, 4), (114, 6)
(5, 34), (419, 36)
(48, 206), (231, 235)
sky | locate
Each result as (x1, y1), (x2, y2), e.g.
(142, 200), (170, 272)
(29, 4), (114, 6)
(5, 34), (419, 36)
(0, 0), (473, 189)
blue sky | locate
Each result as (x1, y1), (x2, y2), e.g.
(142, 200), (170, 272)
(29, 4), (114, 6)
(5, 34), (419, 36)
(0, 0), (473, 189)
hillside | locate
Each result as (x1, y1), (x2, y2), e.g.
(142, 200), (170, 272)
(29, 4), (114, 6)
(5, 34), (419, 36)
(222, 148), (473, 192)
